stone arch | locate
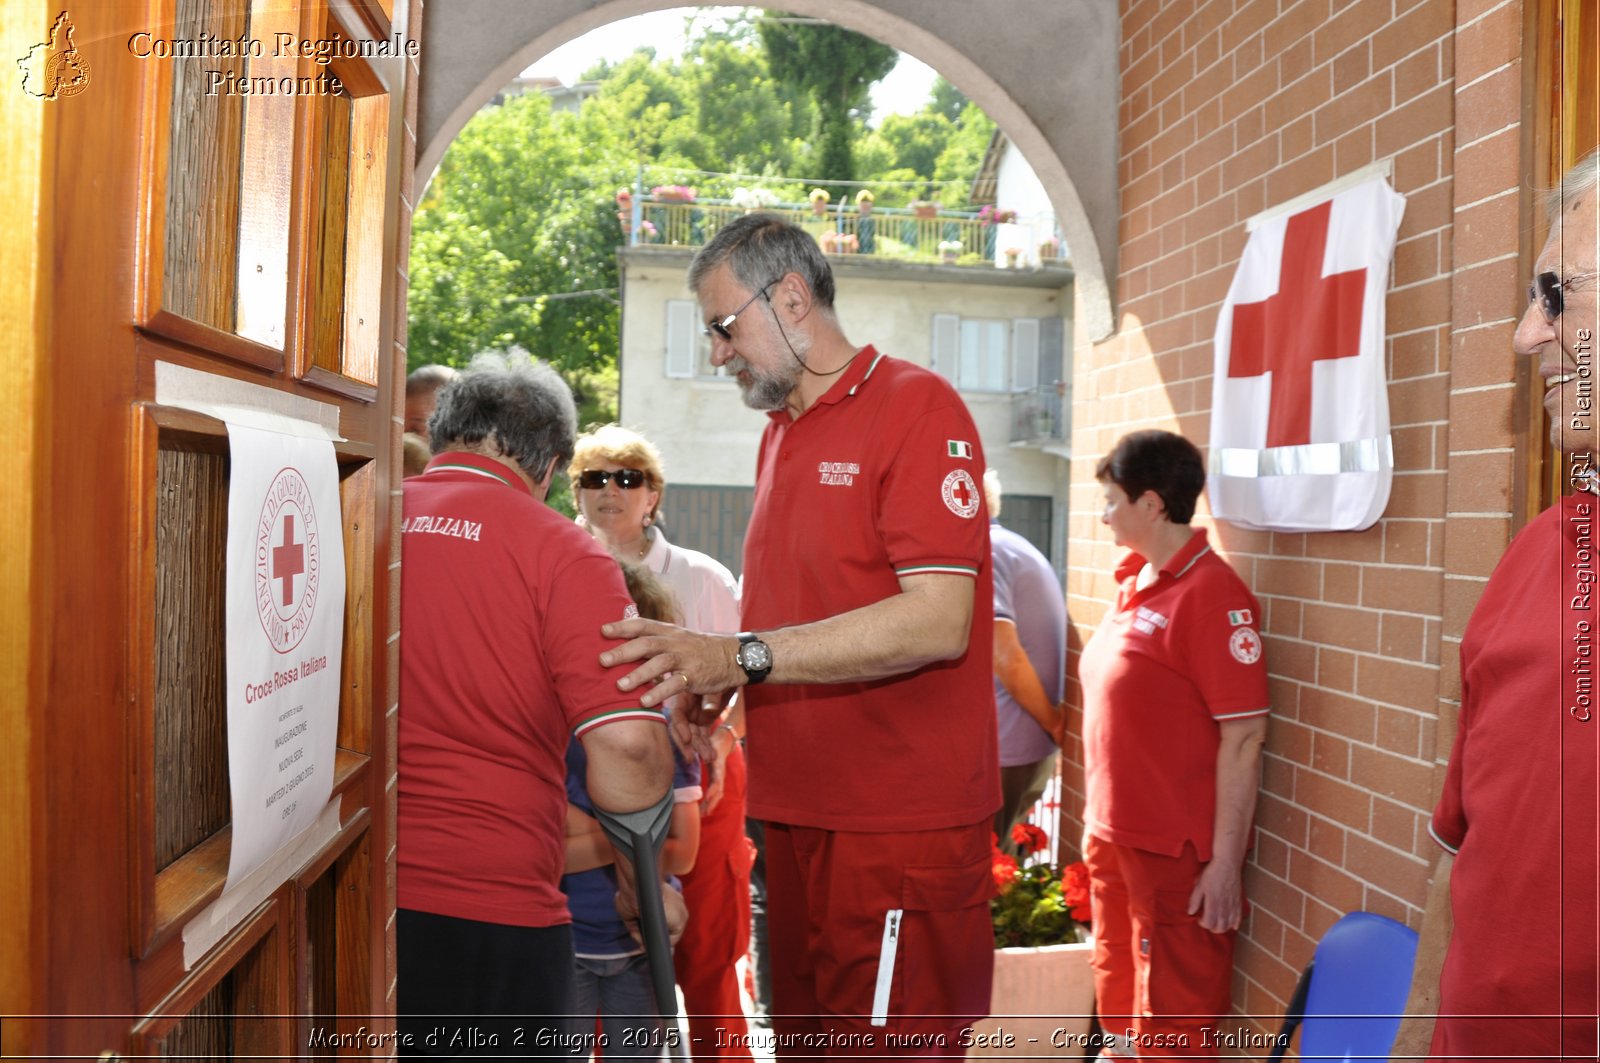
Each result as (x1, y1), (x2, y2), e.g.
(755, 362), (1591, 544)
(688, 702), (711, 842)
(418, 0), (1118, 339)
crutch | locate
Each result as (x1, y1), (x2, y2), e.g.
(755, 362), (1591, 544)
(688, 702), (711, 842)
(595, 798), (689, 1061)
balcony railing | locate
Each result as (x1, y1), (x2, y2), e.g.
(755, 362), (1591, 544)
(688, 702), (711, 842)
(621, 198), (1067, 268)
(1010, 383), (1070, 445)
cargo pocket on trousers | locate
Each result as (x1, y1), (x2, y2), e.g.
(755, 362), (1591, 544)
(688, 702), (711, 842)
(872, 857), (995, 1029)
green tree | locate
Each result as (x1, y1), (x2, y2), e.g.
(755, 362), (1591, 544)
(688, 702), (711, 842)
(757, 13), (897, 181)
(407, 90), (628, 425)
(926, 76), (970, 123)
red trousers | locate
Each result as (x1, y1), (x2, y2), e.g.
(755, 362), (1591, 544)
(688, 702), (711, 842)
(765, 819), (994, 1057)
(674, 742), (754, 1061)
(1085, 835), (1235, 1060)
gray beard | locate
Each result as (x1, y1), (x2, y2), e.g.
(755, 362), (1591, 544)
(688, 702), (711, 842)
(730, 356), (801, 411)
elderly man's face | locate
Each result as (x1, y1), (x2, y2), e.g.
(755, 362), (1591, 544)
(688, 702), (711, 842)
(405, 390), (438, 440)
(698, 265), (803, 412)
(1515, 189), (1600, 458)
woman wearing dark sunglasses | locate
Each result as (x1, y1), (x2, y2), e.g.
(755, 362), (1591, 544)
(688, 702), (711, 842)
(568, 424), (755, 1058)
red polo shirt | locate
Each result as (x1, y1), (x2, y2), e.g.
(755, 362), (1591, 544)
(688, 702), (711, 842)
(398, 452), (662, 927)
(1429, 495), (1599, 1055)
(740, 347), (1000, 831)
(1079, 529), (1269, 861)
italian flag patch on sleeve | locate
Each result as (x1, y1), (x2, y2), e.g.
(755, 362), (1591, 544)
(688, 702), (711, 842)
(947, 440), (972, 459)
(1227, 609), (1253, 626)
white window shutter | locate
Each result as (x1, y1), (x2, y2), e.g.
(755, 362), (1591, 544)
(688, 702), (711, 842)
(1011, 318), (1040, 393)
(665, 300), (696, 379)
(931, 313), (959, 383)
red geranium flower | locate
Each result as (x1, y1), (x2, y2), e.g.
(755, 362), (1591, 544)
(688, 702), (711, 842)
(1009, 822), (1050, 855)
(991, 851), (1019, 891)
(1062, 860), (1093, 923)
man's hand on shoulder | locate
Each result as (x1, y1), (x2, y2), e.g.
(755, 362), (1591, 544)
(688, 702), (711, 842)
(600, 618), (742, 710)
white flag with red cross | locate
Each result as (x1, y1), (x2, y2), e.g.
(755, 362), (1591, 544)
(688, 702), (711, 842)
(1208, 177), (1406, 532)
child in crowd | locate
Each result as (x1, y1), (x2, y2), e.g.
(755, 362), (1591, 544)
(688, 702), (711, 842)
(562, 562), (702, 1058)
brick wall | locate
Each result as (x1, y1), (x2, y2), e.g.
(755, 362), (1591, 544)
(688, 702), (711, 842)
(1063, 0), (1530, 1030)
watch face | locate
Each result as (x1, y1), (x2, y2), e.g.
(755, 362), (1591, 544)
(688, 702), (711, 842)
(740, 640), (772, 671)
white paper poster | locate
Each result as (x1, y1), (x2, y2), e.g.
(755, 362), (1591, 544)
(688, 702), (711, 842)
(224, 423), (346, 889)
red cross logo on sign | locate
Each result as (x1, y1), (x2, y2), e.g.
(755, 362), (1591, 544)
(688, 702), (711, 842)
(255, 467), (320, 654)
(273, 514), (305, 606)
(1226, 200), (1367, 448)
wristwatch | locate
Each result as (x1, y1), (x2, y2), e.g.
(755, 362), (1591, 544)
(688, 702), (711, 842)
(735, 632), (772, 685)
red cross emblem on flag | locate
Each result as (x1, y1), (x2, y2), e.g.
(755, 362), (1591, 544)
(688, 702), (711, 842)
(1208, 177), (1406, 532)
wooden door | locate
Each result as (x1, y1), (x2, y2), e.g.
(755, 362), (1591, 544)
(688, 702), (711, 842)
(0, 0), (409, 1055)
(1524, 0), (1599, 517)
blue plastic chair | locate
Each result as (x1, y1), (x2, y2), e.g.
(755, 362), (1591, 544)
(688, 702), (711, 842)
(1267, 910), (1420, 1061)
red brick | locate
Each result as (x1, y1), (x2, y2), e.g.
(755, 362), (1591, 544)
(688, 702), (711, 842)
(1344, 832), (1432, 903)
(1265, 596), (1304, 637)
(1389, 373), (1451, 426)
(1444, 386), (1518, 452)
(1377, 705), (1425, 760)
(1266, 633), (1318, 683)
(1442, 515), (1513, 578)
(1281, 113), (1315, 160)
(1255, 830), (1291, 878)
(1354, 654), (1439, 710)
(1392, 422), (1437, 472)
(1323, 562), (1362, 604)
(1383, 520), (1433, 566)
(1370, 0), (1455, 71)
(1387, 275), (1452, 334)
(1441, 450), (1513, 513)
(1264, 0), (1330, 59)
(1257, 556), (1323, 598)
(1392, 138), (1442, 195)
(1311, 731), (1352, 778)
(1332, 40), (1373, 95)
(1453, 124), (1520, 204)
(1371, 796), (1420, 852)
(1313, 74), (1392, 146)
(1452, 255), (1524, 328)
(1393, 42), (1442, 106)
(1380, 612), (1428, 661)
(1359, 563), (1443, 616)
(1222, 136), (1279, 191)
(1311, 0), (1388, 66)
(1288, 846), (1367, 912)
(1454, 2), (1521, 85)
(1390, 328), (1441, 380)
(1350, 744), (1437, 808)
(1302, 603), (1381, 653)
(1369, 83), (1459, 167)
(1226, 14), (1270, 69)
(1393, 231), (1441, 289)
(1249, 866), (1308, 927)
(1319, 646), (1356, 692)
(1266, 144), (1336, 206)
(1456, 66), (1522, 146)
(1450, 323), (1520, 390)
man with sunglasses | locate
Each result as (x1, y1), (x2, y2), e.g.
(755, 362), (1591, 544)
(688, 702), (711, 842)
(1397, 149), (1600, 1059)
(600, 213), (1002, 1053)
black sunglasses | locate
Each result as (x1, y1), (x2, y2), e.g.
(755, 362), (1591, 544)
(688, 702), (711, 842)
(578, 469), (649, 490)
(704, 278), (780, 341)
(1529, 270), (1598, 324)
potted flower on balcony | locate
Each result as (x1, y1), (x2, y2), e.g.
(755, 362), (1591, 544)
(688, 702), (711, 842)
(1038, 235), (1061, 262)
(966, 823), (1095, 1057)
(650, 184), (696, 204)
(1004, 246), (1023, 268)
(855, 188), (875, 215)
(937, 239), (963, 263)
(808, 187), (831, 215)
(910, 199), (940, 219)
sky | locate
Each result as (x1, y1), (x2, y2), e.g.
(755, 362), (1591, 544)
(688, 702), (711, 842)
(519, 7), (940, 123)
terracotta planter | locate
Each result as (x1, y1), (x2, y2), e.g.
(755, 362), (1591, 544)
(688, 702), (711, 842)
(966, 941), (1095, 1058)
(913, 203), (939, 219)
(811, 201), (828, 216)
